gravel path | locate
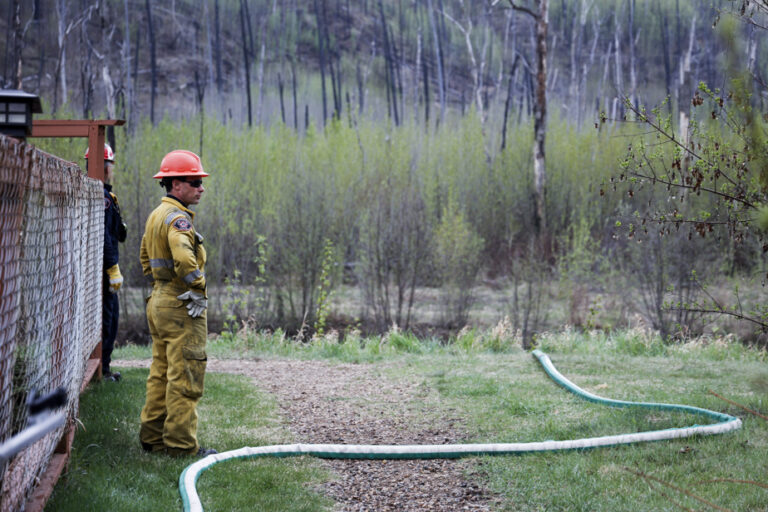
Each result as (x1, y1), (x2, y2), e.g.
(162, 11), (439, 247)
(116, 357), (497, 511)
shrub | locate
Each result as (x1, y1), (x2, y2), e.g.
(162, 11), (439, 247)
(433, 203), (484, 327)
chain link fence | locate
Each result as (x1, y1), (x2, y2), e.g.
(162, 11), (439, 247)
(0, 134), (103, 511)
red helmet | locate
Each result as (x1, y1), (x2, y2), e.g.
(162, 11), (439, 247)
(84, 143), (115, 162)
(153, 150), (208, 179)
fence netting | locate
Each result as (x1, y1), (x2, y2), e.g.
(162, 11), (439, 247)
(0, 134), (103, 511)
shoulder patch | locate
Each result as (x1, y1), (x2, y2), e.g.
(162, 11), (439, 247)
(172, 217), (192, 231)
(104, 196), (112, 209)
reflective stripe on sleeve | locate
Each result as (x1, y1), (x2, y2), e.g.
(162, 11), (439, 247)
(165, 210), (190, 225)
(182, 269), (204, 284)
(150, 258), (175, 269)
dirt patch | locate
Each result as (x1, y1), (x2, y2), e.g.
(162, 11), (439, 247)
(116, 357), (496, 511)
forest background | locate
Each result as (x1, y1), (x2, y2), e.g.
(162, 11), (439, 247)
(2, 0), (767, 346)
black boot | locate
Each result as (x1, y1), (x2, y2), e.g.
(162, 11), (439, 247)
(196, 447), (218, 457)
(103, 370), (121, 382)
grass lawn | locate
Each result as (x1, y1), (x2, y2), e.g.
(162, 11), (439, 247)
(48, 329), (768, 511)
(45, 369), (331, 511)
(393, 351), (768, 511)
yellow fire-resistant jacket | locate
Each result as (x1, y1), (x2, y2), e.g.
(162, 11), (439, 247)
(140, 196), (207, 296)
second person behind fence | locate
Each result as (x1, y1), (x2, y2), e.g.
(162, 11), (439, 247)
(86, 143), (126, 382)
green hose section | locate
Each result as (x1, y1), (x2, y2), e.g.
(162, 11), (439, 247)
(179, 350), (742, 512)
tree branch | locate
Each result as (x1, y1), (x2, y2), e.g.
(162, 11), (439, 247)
(627, 169), (756, 209)
(666, 307), (767, 329)
(508, 0), (538, 19)
(625, 100), (744, 190)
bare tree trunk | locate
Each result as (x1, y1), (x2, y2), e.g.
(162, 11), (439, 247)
(673, 0), (682, 114)
(532, 0), (548, 235)
(256, 42), (265, 124)
(333, 47), (343, 123)
(34, 0), (44, 93)
(215, 0), (222, 92)
(54, 0), (68, 111)
(321, 0), (341, 119)
(356, 60), (364, 114)
(102, 64), (115, 118)
(379, 0), (399, 125)
(420, 27), (430, 125)
(613, 6), (623, 101)
(397, 0), (407, 123)
(426, 0), (446, 124)
(194, 70), (206, 156)
(239, 0), (252, 126)
(414, 12), (423, 125)
(80, 10), (94, 119)
(243, 0), (255, 58)
(568, 0), (592, 124)
(203, 0), (215, 87)
(628, 0), (638, 110)
(518, 65), (529, 123)
(355, 42), (374, 116)
(11, 0), (22, 89)
(442, 0), (488, 119)
(746, 23), (758, 76)
(578, 10), (600, 126)
(2, 3), (11, 87)
(597, 40), (611, 120)
(314, 0), (329, 124)
(678, 14), (696, 145)
(121, 0), (134, 128)
(11, 0), (39, 90)
(278, 72), (286, 124)
(656, 0), (671, 98)
(497, 9), (514, 92)
(291, 57), (298, 130)
(501, 54), (520, 151)
(146, 0), (157, 125)
(132, 19), (140, 121)
(510, 0), (548, 234)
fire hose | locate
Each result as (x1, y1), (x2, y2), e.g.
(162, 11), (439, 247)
(179, 350), (742, 512)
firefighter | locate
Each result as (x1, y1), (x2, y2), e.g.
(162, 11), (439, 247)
(138, 150), (216, 457)
(86, 143), (126, 382)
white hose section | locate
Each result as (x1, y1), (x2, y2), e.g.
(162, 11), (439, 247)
(180, 350), (742, 512)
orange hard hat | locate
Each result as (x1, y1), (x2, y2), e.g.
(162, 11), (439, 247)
(153, 150), (208, 179)
(84, 143), (115, 162)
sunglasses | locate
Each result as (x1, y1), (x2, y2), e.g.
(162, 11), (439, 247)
(179, 178), (204, 188)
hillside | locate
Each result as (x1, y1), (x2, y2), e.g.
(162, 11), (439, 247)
(0, 0), (758, 129)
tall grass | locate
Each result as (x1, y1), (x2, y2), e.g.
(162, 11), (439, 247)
(117, 323), (767, 366)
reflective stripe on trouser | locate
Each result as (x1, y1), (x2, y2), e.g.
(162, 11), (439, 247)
(139, 287), (207, 454)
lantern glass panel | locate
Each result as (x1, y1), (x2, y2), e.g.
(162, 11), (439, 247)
(8, 102), (26, 112)
(7, 114), (26, 124)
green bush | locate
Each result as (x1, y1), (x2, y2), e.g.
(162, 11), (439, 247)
(433, 204), (484, 327)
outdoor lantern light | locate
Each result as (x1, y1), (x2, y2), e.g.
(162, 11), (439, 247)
(0, 89), (43, 140)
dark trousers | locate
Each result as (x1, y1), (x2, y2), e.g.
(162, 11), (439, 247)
(102, 290), (119, 373)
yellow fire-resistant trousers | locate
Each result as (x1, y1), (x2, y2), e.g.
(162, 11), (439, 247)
(139, 283), (207, 455)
